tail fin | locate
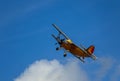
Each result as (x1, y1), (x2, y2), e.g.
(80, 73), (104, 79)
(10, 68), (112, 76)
(87, 45), (95, 54)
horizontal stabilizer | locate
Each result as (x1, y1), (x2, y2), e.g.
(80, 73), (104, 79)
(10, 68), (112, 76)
(90, 54), (97, 60)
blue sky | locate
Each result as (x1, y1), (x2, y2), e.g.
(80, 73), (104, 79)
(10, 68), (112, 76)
(0, 0), (120, 81)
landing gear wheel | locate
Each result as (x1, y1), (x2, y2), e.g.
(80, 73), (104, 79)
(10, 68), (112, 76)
(63, 53), (67, 57)
(56, 47), (59, 50)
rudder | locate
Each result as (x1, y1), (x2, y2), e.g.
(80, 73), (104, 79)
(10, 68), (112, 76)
(87, 45), (95, 54)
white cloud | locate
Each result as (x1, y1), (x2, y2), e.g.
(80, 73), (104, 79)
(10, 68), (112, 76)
(94, 57), (115, 81)
(14, 59), (89, 81)
(14, 57), (120, 81)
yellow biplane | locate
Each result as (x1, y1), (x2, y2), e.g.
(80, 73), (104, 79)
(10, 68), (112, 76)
(52, 24), (97, 62)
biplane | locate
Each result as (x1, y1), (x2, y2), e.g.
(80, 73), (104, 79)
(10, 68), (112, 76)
(51, 24), (97, 62)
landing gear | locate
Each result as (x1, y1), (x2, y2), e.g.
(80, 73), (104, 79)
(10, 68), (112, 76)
(56, 47), (59, 50)
(63, 53), (67, 57)
(63, 50), (67, 57)
(55, 47), (67, 57)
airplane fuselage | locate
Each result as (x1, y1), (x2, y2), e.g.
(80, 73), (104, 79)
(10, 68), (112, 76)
(60, 41), (89, 58)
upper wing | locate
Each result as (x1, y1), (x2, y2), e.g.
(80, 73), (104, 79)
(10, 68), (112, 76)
(52, 24), (70, 39)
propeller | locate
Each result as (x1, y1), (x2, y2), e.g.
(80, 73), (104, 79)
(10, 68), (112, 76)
(61, 39), (65, 42)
